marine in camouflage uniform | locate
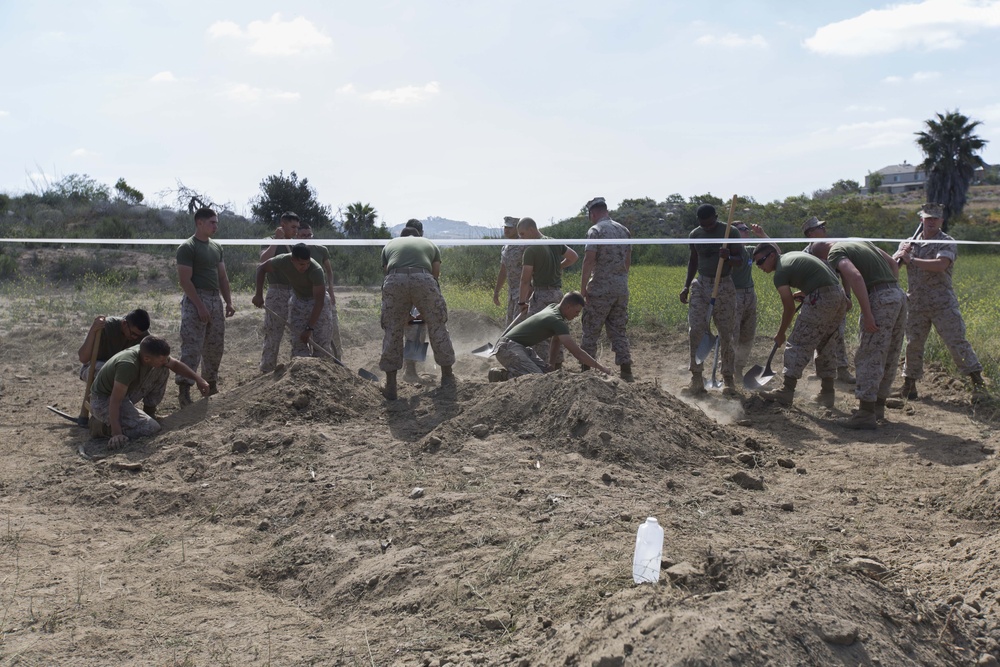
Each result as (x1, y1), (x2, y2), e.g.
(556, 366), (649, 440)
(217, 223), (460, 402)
(680, 204), (743, 396)
(90, 336), (209, 448)
(516, 217), (579, 369)
(815, 240), (906, 429)
(298, 222), (343, 359)
(893, 203), (985, 401)
(753, 246), (848, 408)
(379, 229), (456, 400)
(259, 213), (300, 373)
(175, 208), (236, 406)
(730, 223), (757, 378)
(803, 216), (855, 383)
(493, 217), (526, 327)
(579, 197), (633, 380)
(76, 309), (150, 380)
(254, 247), (335, 360)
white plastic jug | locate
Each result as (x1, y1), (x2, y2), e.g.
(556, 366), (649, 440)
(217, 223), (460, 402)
(632, 517), (663, 584)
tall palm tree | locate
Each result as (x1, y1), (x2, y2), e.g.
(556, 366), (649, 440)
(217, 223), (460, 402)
(342, 202), (378, 238)
(915, 110), (988, 229)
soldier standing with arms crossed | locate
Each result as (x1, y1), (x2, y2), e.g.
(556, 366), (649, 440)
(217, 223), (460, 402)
(175, 208), (235, 406)
(578, 196), (633, 381)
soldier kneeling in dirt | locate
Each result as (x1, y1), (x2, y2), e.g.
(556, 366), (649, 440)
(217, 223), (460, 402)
(76, 308), (151, 380)
(489, 292), (611, 381)
(89, 336), (210, 450)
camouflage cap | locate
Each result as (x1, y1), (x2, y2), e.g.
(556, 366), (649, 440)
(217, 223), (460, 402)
(503, 216), (519, 227)
(919, 203), (944, 219)
(801, 216), (825, 234)
(585, 196), (607, 212)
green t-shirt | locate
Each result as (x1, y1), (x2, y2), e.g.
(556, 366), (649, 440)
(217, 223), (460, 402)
(262, 238), (293, 286)
(827, 241), (895, 291)
(95, 316), (147, 362)
(308, 244), (331, 267)
(268, 254), (326, 299)
(689, 223), (742, 278)
(177, 236), (223, 290)
(506, 303), (570, 347)
(731, 253), (754, 290)
(92, 345), (153, 397)
(381, 237), (441, 271)
(772, 251), (840, 295)
(522, 237), (567, 289)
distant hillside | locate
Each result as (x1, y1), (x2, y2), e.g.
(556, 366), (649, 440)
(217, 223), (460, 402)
(388, 216), (501, 239)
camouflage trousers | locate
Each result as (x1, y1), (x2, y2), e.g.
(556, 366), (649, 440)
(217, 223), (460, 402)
(504, 289), (519, 329)
(831, 318), (850, 369)
(178, 289), (225, 386)
(903, 301), (982, 379)
(581, 290), (631, 366)
(688, 276), (736, 375)
(495, 338), (548, 377)
(528, 287), (564, 366)
(260, 284), (293, 373)
(79, 361), (106, 381)
(379, 272), (455, 372)
(289, 293), (335, 359)
(782, 286), (848, 380)
(855, 285), (907, 402)
(330, 301), (343, 360)
(89, 367), (168, 439)
(733, 288), (757, 372)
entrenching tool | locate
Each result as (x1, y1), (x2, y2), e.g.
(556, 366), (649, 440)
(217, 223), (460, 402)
(263, 305), (377, 383)
(472, 310), (527, 358)
(743, 341), (779, 391)
(704, 338), (723, 389)
(895, 221), (924, 266)
(403, 319), (428, 362)
(48, 328), (102, 428)
(694, 195), (739, 364)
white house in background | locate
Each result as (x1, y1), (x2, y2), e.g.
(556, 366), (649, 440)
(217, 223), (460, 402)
(864, 161), (925, 194)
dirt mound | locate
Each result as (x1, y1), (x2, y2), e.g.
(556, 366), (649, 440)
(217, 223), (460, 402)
(426, 372), (739, 468)
(957, 463), (1000, 520)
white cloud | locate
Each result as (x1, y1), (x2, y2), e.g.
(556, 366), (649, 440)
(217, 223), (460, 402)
(207, 13), (331, 56)
(0, 110), (9, 118)
(71, 148), (98, 158)
(220, 83), (301, 103)
(846, 104), (887, 113)
(338, 81), (442, 105)
(883, 75), (904, 84)
(882, 71), (941, 84)
(831, 117), (917, 149)
(149, 71), (176, 83)
(695, 33), (768, 49)
(804, 0), (1000, 56)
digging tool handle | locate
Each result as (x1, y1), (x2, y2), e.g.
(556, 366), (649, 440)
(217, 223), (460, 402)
(708, 195), (740, 303)
(80, 328), (102, 421)
(263, 305), (347, 370)
(896, 221), (924, 266)
(762, 340), (779, 373)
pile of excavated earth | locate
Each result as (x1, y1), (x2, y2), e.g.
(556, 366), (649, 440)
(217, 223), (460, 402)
(2, 319), (999, 665)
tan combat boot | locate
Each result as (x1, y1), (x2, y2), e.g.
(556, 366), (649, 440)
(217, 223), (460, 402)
(837, 366), (856, 384)
(488, 368), (509, 383)
(208, 381), (218, 396)
(875, 397), (886, 421)
(843, 400), (877, 430)
(685, 373), (707, 396)
(620, 364), (634, 382)
(402, 360), (420, 383)
(764, 376), (796, 406)
(970, 372), (988, 403)
(178, 384), (192, 408)
(813, 377), (835, 408)
(440, 365), (456, 385)
(722, 374), (740, 397)
(891, 377), (918, 400)
(383, 371), (398, 400)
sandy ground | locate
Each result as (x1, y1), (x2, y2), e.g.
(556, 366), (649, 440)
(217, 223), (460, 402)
(1, 290), (999, 667)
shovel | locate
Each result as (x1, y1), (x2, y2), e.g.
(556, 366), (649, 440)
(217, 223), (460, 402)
(704, 338), (723, 389)
(263, 305), (377, 383)
(403, 320), (429, 362)
(472, 310), (527, 358)
(695, 195), (738, 364)
(743, 341), (780, 391)
(48, 327), (102, 428)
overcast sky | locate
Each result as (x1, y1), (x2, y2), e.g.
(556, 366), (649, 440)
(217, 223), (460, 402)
(1, 0), (998, 227)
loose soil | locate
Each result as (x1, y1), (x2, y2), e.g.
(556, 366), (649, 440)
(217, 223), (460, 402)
(1, 295), (999, 666)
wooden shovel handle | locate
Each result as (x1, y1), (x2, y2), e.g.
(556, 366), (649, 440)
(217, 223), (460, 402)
(80, 328), (102, 420)
(709, 195), (739, 301)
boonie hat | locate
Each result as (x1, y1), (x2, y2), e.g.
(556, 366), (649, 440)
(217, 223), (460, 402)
(801, 216), (825, 234)
(585, 196), (607, 212)
(919, 203), (944, 219)
(503, 216), (519, 227)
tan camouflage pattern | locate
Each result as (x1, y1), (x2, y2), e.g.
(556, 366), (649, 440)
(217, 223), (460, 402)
(259, 284), (293, 373)
(781, 286), (848, 379)
(854, 286), (907, 401)
(289, 293), (335, 359)
(178, 288), (225, 385)
(687, 276), (736, 375)
(330, 303), (343, 360)
(581, 217), (631, 365)
(89, 366), (168, 438)
(900, 231), (981, 379)
(527, 287), (564, 366)
(733, 288), (757, 372)
(832, 319), (850, 369)
(379, 273), (455, 372)
(501, 244), (526, 327)
(495, 338), (547, 377)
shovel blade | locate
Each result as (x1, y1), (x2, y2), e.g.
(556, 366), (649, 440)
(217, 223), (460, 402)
(404, 340), (429, 362)
(742, 365), (776, 391)
(358, 368), (379, 383)
(695, 333), (717, 365)
(471, 343), (494, 358)
(47, 405), (88, 427)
